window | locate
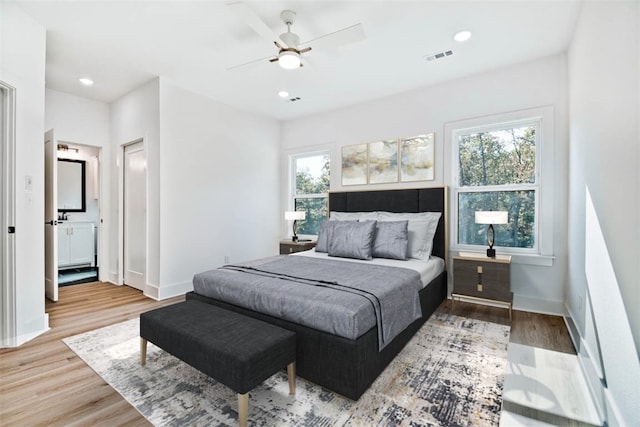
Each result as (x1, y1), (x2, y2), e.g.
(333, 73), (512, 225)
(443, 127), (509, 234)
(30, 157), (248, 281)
(291, 151), (330, 236)
(453, 118), (540, 253)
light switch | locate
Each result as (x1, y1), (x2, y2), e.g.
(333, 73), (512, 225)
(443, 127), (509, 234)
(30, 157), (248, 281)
(25, 175), (33, 192)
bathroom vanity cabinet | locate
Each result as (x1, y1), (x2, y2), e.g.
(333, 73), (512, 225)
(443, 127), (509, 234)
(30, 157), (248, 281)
(58, 221), (95, 269)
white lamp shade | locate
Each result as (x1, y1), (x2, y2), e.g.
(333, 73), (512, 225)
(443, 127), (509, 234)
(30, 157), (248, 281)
(285, 211), (305, 221)
(278, 51), (301, 69)
(475, 211), (508, 225)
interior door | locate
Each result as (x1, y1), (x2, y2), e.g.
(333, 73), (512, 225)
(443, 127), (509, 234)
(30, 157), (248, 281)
(123, 142), (146, 291)
(44, 129), (58, 301)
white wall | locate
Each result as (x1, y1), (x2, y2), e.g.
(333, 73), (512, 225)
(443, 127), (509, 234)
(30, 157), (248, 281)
(45, 89), (110, 278)
(45, 89), (110, 147)
(108, 78), (280, 299)
(567, 1), (639, 425)
(0, 3), (47, 345)
(109, 78), (160, 289)
(281, 54), (569, 312)
(156, 79), (280, 299)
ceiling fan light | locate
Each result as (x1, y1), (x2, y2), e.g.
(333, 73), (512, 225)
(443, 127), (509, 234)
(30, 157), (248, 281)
(279, 51), (301, 69)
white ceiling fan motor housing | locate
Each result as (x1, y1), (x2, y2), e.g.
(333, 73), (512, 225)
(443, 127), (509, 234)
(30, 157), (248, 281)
(280, 10), (296, 26)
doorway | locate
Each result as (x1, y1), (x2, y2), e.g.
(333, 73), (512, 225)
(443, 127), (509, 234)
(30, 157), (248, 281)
(56, 143), (101, 287)
(122, 141), (146, 291)
(44, 133), (104, 301)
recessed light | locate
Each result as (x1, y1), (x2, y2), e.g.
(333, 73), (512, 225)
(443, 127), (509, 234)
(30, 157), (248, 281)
(453, 30), (472, 42)
(79, 78), (94, 86)
(278, 90), (289, 98)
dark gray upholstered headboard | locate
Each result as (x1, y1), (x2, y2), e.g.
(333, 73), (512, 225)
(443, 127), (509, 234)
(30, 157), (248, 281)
(328, 187), (448, 261)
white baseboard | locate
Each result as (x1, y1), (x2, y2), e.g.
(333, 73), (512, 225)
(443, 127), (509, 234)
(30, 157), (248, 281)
(108, 270), (119, 284)
(9, 313), (50, 347)
(144, 280), (193, 301)
(447, 293), (565, 315)
(564, 304), (606, 425)
(513, 294), (566, 316)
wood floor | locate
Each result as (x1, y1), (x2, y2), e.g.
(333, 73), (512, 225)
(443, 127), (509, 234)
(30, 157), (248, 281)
(448, 299), (576, 355)
(0, 282), (183, 427)
(0, 282), (574, 426)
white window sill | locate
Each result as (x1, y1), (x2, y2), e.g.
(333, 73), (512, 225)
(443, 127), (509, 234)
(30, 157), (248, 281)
(451, 248), (554, 266)
(509, 253), (555, 266)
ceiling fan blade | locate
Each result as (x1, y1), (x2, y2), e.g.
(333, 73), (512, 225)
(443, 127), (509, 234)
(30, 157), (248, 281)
(227, 1), (287, 47)
(300, 23), (365, 51)
(298, 47), (312, 54)
(227, 55), (278, 71)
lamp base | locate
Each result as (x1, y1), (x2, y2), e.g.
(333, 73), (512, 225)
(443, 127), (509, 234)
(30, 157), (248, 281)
(486, 248), (496, 258)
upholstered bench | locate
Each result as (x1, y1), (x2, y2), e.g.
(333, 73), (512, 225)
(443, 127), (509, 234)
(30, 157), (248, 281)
(140, 300), (296, 427)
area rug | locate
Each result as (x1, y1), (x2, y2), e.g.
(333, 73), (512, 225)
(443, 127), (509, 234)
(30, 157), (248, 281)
(64, 312), (510, 426)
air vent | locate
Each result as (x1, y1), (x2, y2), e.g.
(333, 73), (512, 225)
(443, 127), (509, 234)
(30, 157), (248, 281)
(424, 50), (454, 62)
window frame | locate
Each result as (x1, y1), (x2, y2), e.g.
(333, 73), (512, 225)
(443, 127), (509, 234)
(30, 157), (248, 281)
(446, 107), (555, 265)
(288, 149), (331, 238)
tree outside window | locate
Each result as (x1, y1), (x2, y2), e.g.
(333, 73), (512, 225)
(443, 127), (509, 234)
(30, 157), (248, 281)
(456, 123), (538, 250)
(293, 153), (330, 235)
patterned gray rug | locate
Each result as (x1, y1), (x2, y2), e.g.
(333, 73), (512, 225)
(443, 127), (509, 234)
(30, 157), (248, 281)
(64, 311), (509, 426)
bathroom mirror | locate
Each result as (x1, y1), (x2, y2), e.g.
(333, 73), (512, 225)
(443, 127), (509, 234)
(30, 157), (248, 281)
(58, 159), (86, 212)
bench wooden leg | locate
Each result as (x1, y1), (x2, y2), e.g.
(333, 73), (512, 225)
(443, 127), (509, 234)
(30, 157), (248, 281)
(237, 392), (248, 427)
(140, 338), (147, 366)
(287, 362), (296, 395)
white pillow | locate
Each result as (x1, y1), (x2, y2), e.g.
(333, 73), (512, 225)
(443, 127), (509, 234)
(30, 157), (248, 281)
(329, 211), (378, 221)
(376, 212), (441, 261)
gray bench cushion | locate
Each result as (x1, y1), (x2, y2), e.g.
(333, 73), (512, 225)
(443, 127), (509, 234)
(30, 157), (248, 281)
(140, 300), (296, 394)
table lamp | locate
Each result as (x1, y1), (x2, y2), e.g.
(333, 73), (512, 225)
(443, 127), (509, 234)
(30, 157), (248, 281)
(285, 211), (305, 242)
(475, 211), (508, 257)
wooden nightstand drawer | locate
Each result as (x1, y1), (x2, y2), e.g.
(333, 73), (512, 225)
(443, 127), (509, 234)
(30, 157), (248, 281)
(280, 240), (316, 255)
(454, 260), (511, 302)
(452, 252), (512, 319)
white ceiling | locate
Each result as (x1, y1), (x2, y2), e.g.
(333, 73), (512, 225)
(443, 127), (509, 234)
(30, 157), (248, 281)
(15, 0), (582, 120)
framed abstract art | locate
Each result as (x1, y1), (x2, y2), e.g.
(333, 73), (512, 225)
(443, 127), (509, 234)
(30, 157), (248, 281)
(400, 133), (435, 182)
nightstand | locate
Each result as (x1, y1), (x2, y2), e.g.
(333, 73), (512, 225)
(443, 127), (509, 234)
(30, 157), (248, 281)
(452, 252), (512, 320)
(279, 240), (316, 255)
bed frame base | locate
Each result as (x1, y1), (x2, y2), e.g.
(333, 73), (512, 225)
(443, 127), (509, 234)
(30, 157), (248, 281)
(186, 270), (446, 400)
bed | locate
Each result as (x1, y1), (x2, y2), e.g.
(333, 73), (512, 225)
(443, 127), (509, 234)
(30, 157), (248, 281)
(186, 187), (448, 400)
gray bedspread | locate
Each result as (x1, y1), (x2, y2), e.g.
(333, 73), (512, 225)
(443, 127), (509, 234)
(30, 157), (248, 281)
(192, 255), (423, 350)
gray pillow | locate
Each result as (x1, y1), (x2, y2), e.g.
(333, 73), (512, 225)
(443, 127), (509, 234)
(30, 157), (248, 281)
(377, 212), (441, 261)
(315, 220), (332, 252)
(328, 220), (377, 260)
(315, 220), (356, 253)
(372, 220), (409, 260)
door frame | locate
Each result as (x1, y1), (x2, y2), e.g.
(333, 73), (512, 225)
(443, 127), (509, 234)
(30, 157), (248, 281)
(0, 81), (17, 347)
(56, 141), (106, 282)
(118, 138), (147, 291)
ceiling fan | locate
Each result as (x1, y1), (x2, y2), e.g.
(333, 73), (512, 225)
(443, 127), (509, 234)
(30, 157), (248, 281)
(227, 2), (365, 70)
